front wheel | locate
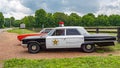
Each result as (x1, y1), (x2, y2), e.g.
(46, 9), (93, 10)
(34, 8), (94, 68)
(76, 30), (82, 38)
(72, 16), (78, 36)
(28, 42), (40, 54)
(81, 44), (95, 53)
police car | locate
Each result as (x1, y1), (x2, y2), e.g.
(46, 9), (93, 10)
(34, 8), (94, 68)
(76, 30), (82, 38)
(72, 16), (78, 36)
(21, 26), (116, 53)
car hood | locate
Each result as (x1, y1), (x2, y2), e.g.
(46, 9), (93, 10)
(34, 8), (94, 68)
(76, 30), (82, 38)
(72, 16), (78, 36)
(17, 33), (47, 41)
(23, 35), (47, 40)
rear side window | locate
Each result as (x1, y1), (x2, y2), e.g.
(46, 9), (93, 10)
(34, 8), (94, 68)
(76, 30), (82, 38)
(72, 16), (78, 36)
(66, 29), (80, 35)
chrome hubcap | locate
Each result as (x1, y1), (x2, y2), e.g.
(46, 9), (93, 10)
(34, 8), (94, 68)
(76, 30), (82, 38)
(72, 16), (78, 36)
(86, 45), (92, 49)
(32, 45), (37, 50)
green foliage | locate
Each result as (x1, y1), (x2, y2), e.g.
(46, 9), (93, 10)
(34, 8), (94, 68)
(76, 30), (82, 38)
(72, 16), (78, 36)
(12, 20), (21, 27)
(82, 13), (95, 26)
(45, 13), (55, 27)
(22, 16), (35, 27)
(35, 9), (47, 28)
(0, 12), (4, 28)
(10, 17), (15, 27)
(4, 17), (15, 27)
(4, 18), (11, 27)
(2, 9), (120, 28)
(68, 13), (82, 26)
(95, 15), (110, 26)
(4, 56), (120, 68)
(108, 15), (120, 26)
(7, 28), (35, 34)
(4, 17), (17, 27)
(53, 12), (68, 26)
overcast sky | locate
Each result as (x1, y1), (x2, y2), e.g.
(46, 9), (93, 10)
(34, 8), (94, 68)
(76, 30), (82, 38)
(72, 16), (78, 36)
(0, 0), (120, 19)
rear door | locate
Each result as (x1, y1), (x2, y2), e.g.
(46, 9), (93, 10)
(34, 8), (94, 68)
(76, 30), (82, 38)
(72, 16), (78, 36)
(65, 28), (84, 48)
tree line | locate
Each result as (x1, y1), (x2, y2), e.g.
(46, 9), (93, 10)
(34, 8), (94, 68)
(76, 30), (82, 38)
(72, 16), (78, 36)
(0, 9), (120, 28)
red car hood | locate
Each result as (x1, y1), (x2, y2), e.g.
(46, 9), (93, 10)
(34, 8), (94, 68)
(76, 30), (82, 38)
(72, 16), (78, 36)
(17, 33), (46, 41)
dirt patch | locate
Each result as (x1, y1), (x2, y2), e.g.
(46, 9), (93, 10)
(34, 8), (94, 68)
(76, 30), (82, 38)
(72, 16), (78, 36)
(0, 32), (120, 61)
(0, 62), (3, 68)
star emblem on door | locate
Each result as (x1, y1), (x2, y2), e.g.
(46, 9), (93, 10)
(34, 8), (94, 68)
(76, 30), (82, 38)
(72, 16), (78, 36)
(53, 39), (59, 45)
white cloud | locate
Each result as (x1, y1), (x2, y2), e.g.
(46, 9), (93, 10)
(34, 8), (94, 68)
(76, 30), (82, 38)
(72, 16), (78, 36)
(0, 0), (32, 19)
(1, 0), (120, 19)
(64, 11), (83, 16)
(96, 0), (120, 16)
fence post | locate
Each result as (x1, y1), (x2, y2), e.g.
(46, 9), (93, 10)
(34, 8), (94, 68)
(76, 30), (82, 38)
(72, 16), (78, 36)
(117, 27), (120, 43)
(96, 28), (99, 33)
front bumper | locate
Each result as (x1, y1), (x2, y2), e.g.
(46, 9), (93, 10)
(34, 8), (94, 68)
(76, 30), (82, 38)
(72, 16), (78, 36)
(21, 44), (27, 48)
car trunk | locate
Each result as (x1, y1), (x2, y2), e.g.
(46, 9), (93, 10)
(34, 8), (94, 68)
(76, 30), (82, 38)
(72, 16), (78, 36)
(84, 34), (116, 46)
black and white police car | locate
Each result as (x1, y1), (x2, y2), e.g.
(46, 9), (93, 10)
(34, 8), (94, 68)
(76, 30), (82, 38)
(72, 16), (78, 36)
(21, 26), (116, 53)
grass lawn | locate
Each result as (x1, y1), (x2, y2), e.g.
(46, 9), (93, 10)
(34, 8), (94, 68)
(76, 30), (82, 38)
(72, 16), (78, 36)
(7, 28), (36, 34)
(95, 42), (120, 53)
(5, 28), (120, 68)
(4, 56), (120, 68)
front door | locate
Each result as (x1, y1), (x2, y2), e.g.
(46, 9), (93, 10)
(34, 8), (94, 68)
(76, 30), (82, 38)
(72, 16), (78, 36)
(46, 29), (66, 48)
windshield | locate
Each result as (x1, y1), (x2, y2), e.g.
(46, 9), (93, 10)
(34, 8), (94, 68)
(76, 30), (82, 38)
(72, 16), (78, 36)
(40, 29), (53, 33)
(47, 29), (55, 36)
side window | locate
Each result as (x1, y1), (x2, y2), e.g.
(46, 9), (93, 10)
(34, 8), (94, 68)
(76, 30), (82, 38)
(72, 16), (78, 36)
(66, 29), (80, 35)
(52, 29), (65, 36)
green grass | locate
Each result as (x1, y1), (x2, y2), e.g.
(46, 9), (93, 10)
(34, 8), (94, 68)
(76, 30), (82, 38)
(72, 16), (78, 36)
(4, 56), (120, 68)
(96, 43), (120, 53)
(113, 43), (120, 50)
(7, 28), (36, 34)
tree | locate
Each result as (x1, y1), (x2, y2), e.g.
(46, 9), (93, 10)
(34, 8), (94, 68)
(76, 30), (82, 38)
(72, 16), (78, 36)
(10, 17), (15, 27)
(95, 15), (110, 26)
(22, 16), (35, 28)
(109, 15), (120, 26)
(35, 9), (47, 28)
(53, 12), (68, 26)
(45, 13), (55, 27)
(81, 13), (95, 26)
(0, 12), (4, 28)
(4, 18), (11, 27)
(13, 20), (21, 27)
(68, 13), (81, 26)
(28, 16), (35, 27)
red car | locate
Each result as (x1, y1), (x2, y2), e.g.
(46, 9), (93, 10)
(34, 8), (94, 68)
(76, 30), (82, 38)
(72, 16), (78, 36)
(17, 28), (53, 41)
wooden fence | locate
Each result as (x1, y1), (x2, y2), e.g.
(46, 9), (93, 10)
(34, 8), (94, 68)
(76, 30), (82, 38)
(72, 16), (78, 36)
(85, 27), (120, 43)
(85, 27), (117, 33)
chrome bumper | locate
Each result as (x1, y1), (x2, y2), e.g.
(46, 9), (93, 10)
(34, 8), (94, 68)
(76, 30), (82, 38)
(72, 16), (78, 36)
(21, 44), (27, 48)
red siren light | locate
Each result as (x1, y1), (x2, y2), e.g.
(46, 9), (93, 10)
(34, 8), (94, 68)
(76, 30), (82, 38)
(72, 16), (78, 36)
(59, 21), (64, 27)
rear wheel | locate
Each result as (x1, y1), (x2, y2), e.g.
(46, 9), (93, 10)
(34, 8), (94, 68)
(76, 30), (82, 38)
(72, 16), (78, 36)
(81, 44), (95, 53)
(28, 42), (40, 54)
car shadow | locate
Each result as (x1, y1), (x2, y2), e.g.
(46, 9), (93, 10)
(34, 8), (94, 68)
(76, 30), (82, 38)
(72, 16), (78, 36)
(20, 48), (83, 54)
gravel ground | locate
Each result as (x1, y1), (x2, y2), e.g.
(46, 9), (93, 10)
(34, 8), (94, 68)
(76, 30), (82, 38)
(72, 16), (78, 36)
(0, 32), (120, 61)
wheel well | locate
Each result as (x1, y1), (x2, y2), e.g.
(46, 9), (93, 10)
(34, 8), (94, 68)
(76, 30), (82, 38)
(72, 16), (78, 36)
(27, 41), (40, 48)
(81, 42), (97, 47)
(81, 42), (95, 46)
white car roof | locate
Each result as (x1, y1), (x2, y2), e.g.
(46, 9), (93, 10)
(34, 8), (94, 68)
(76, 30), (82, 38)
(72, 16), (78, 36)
(55, 26), (84, 29)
